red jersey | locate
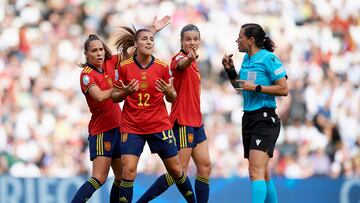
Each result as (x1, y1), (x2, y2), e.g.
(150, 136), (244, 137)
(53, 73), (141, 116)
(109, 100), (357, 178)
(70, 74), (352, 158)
(169, 51), (202, 127)
(80, 54), (122, 135)
(117, 55), (172, 134)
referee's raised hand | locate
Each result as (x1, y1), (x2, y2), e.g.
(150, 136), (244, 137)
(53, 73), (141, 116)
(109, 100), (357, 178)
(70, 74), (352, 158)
(222, 54), (234, 70)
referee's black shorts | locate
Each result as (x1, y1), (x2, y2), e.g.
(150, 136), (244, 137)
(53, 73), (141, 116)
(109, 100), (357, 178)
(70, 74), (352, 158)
(242, 108), (280, 159)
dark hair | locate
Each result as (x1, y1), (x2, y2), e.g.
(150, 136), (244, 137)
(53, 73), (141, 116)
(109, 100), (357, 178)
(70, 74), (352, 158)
(180, 24), (200, 40)
(114, 26), (152, 59)
(241, 23), (275, 52)
(81, 34), (112, 67)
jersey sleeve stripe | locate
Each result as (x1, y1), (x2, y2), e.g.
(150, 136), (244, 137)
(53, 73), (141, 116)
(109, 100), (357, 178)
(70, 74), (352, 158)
(84, 67), (92, 73)
(84, 84), (95, 93)
(120, 58), (134, 67)
(154, 59), (168, 67)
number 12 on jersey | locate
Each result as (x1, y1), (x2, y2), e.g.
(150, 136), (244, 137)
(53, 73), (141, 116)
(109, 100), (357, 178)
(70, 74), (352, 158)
(138, 93), (150, 107)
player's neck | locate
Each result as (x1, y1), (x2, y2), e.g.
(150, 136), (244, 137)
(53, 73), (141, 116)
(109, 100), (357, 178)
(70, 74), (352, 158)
(136, 53), (152, 68)
(87, 62), (103, 73)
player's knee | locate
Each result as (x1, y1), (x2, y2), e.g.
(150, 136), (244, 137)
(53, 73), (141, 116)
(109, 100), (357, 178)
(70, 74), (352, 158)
(122, 166), (137, 180)
(198, 161), (211, 177)
(113, 172), (122, 181)
(94, 175), (108, 185)
(248, 165), (264, 180)
(181, 162), (189, 172)
(167, 165), (183, 179)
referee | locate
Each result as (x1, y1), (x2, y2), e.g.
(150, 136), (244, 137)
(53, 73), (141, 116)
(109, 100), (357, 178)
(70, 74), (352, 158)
(222, 23), (288, 203)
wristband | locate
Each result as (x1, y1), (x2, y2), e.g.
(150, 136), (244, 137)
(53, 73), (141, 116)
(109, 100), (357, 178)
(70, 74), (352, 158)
(255, 85), (262, 93)
(225, 66), (237, 80)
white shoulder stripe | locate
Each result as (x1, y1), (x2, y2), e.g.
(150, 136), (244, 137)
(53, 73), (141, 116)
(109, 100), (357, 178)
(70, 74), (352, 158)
(274, 66), (285, 75)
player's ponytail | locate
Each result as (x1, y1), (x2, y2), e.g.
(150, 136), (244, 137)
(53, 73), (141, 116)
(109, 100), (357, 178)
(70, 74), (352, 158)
(114, 26), (136, 60)
(114, 26), (151, 60)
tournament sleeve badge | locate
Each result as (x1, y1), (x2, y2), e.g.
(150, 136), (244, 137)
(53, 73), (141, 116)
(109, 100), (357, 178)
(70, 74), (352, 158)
(115, 70), (119, 81)
(82, 75), (90, 86)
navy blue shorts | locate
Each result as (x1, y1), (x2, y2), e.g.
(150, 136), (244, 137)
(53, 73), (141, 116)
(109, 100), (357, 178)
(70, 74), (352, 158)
(173, 122), (207, 150)
(88, 127), (121, 161)
(120, 129), (178, 160)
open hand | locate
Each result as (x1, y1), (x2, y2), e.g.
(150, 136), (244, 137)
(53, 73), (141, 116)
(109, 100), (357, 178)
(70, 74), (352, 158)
(155, 78), (175, 96)
(152, 15), (171, 33)
(236, 80), (256, 91)
(117, 79), (139, 96)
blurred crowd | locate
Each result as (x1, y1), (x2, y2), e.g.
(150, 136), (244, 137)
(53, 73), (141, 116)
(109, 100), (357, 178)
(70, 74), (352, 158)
(0, 0), (359, 179)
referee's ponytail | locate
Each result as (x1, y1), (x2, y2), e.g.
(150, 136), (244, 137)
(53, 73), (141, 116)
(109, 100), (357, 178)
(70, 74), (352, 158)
(263, 36), (275, 52)
(241, 23), (275, 52)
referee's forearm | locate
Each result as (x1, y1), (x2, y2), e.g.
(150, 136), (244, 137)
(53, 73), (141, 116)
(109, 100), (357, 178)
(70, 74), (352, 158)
(230, 79), (240, 89)
(259, 85), (288, 96)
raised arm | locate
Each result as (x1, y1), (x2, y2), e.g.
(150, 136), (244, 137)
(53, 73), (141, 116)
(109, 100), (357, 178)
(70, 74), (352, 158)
(177, 48), (198, 71)
(222, 54), (240, 88)
(150, 15), (171, 34)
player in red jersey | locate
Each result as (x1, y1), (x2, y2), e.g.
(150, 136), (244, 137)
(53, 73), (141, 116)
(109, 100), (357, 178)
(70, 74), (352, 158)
(138, 24), (211, 203)
(111, 27), (196, 203)
(72, 16), (171, 203)
(72, 34), (123, 203)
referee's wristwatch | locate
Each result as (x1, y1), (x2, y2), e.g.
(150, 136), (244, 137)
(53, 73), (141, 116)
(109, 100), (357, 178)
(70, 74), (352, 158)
(255, 85), (262, 93)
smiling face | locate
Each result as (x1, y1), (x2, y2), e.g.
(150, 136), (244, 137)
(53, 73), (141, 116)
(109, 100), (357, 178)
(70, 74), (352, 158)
(135, 30), (154, 56)
(85, 40), (105, 68)
(181, 30), (200, 53)
(236, 28), (251, 53)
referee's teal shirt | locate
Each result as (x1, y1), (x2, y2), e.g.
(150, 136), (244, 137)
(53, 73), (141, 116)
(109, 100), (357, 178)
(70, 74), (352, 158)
(239, 49), (286, 111)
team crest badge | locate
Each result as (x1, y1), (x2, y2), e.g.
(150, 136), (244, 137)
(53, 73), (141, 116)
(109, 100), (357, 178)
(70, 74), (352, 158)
(121, 133), (128, 143)
(188, 133), (194, 143)
(107, 78), (112, 86)
(104, 142), (111, 151)
(140, 81), (148, 91)
(82, 75), (90, 85)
